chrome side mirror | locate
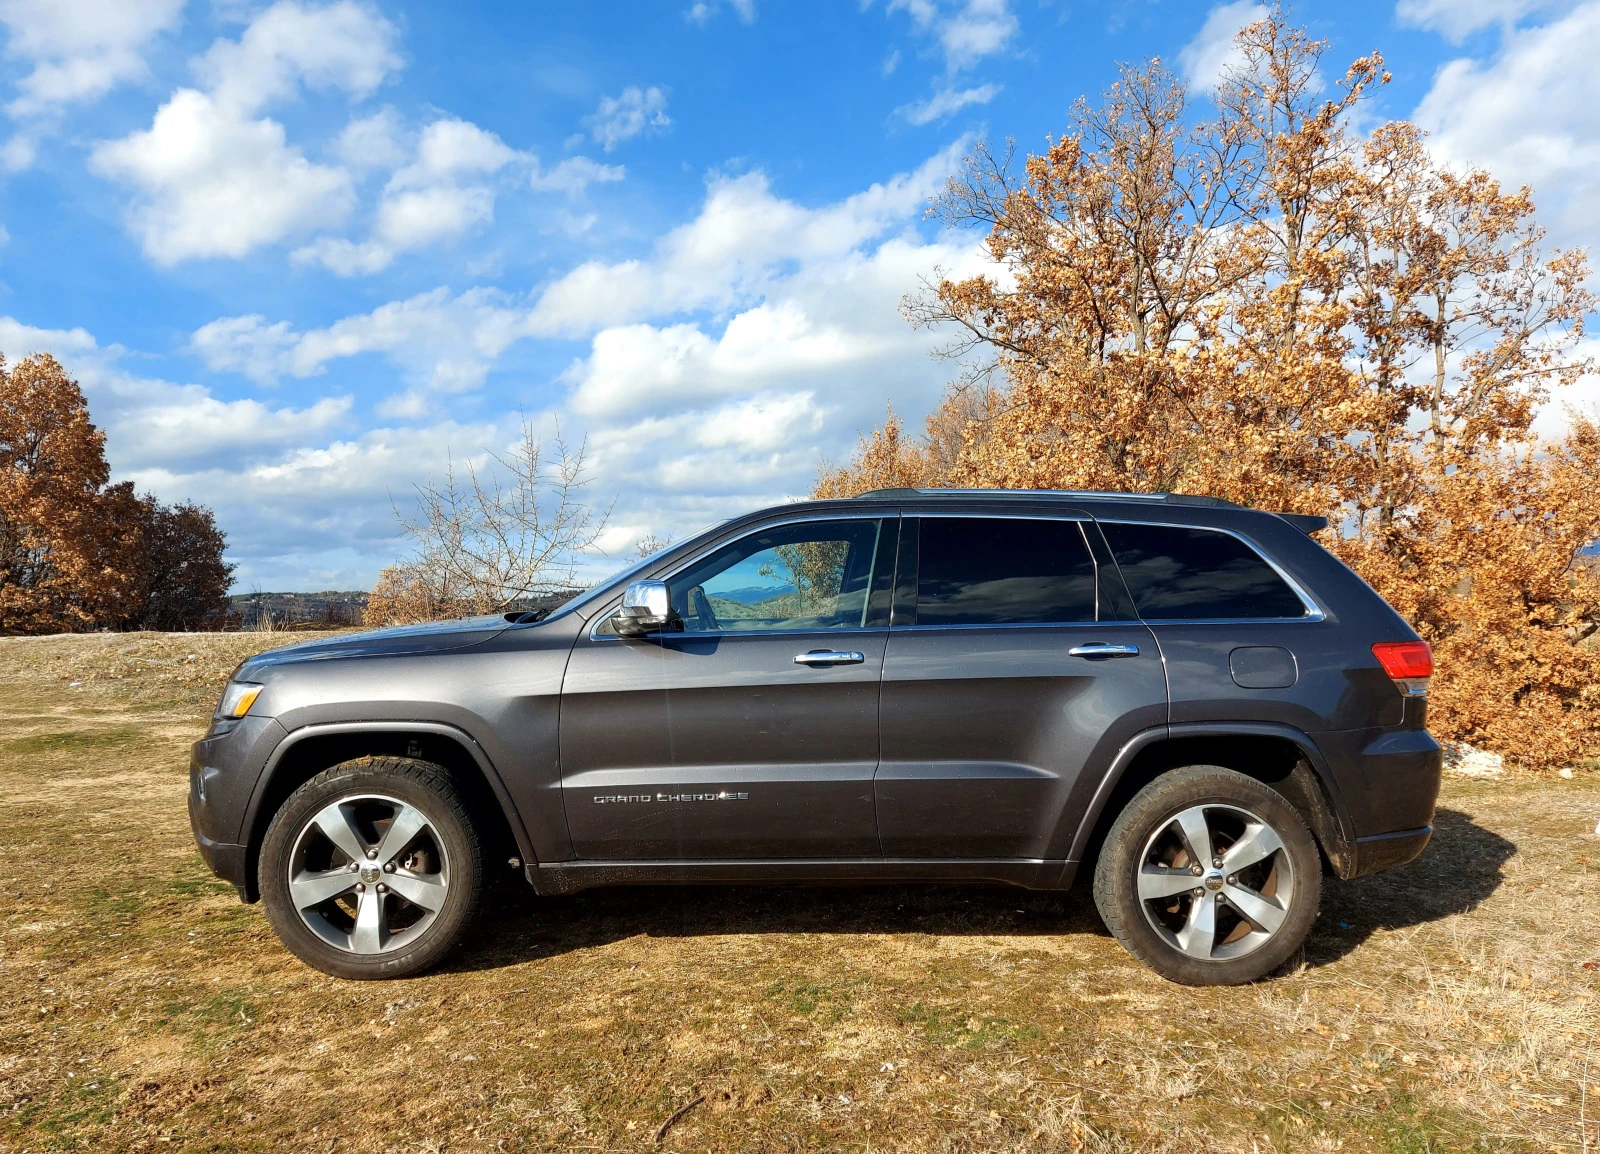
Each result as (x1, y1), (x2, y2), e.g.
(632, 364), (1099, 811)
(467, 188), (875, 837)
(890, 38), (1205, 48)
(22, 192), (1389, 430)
(611, 579), (679, 637)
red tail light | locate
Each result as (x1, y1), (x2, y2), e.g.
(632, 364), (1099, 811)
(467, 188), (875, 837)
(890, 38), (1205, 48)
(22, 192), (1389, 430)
(1372, 641), (1433, 681)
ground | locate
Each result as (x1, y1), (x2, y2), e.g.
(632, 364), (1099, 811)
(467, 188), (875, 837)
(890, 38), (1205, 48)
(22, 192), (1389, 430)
(1, 631), (1597, 1153)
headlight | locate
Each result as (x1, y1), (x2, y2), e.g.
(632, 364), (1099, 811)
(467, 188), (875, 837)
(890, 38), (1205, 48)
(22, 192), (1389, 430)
(216, 681), (264, 719)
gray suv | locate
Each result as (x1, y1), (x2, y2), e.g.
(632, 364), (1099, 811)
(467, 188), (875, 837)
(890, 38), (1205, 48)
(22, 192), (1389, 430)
(190, 489), (1441, 985)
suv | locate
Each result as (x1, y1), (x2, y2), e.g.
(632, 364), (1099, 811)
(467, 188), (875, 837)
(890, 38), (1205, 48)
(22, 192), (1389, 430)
(190, 489), (1441, 985)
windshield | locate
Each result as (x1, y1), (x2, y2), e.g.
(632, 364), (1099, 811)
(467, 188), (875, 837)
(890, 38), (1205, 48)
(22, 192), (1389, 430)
(542, 537), (689, 622)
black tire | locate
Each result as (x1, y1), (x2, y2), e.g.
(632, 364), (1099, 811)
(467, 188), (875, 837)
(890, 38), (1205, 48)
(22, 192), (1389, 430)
(1092, 765), (1322, 986)
(260, 757), (483, 980)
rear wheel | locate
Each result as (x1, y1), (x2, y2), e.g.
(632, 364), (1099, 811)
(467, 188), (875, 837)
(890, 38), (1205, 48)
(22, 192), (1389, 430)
(260, 757), (483, 980)
(1093, 765), (1321, 985)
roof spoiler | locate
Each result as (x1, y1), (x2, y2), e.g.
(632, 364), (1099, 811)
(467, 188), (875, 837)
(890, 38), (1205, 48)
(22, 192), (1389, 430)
(1277, 512), (1329, 534)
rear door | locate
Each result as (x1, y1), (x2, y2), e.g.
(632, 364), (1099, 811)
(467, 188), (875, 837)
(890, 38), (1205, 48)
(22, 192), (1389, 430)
(876, 512), (1167, 859)
(559, 514), (896, 859)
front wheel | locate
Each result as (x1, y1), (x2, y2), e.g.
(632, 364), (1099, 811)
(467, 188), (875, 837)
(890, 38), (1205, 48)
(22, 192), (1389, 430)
(259, 757), (484, 980)
(1093, 765), (1322, 986)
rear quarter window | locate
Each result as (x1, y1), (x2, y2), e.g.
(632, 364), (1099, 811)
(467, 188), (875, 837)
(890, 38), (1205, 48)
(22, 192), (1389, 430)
(1099, 522), (1309, 621)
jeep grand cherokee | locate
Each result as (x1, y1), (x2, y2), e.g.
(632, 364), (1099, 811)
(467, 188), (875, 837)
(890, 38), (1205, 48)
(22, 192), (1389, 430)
(190, 489), (1441, 985)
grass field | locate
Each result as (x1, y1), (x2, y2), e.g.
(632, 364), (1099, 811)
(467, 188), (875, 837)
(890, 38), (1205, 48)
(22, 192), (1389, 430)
(2, 631), (1598, 1153)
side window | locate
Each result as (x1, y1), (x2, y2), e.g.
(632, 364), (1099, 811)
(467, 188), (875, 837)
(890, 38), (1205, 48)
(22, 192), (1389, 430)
(917, 517), (1097, 625)
(1099, 522), (1309, 620)
(667, 519), (885, 633)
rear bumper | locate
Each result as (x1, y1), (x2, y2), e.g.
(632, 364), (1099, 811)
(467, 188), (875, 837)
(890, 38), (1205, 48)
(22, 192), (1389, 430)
(1350, 825), (1432, 877)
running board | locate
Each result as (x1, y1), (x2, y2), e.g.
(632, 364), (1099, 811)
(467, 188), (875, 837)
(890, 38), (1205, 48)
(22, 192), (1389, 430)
(527, 857), (1076, 896)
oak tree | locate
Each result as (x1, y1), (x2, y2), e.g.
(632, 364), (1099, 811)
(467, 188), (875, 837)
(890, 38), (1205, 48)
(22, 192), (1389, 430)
(819, 9), (1599, 769)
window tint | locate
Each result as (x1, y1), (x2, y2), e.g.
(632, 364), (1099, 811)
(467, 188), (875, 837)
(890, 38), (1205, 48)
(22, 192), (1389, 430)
(1099, 522), (1308, 620)
(917, 517), (1096, 625)
(667, 519), (883, 633)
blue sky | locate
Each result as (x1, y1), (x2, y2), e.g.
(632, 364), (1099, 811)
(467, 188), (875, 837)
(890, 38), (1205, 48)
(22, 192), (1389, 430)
(0, 0), (1596, 591)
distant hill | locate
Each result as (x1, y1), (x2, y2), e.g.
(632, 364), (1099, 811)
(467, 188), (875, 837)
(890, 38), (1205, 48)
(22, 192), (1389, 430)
(708, 583), (797, 604)
(229, 591), (368, 630)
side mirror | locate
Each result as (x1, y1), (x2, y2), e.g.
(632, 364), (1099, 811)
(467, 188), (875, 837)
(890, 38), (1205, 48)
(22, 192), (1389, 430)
(611, 580), (679, 637)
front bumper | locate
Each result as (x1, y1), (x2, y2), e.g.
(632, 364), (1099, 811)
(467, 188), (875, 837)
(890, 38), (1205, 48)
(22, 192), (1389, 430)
(188, 714), (286, 902)
(191, 822), (253, 900)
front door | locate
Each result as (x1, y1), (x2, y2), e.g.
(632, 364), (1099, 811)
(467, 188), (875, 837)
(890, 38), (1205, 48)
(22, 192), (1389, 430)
(559, 515), (896, 859)
(877, 513), (1167, 859)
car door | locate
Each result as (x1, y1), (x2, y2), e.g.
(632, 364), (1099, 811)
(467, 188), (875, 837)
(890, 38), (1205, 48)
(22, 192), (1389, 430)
(876, 512), (1168, 859)
(559, 514), (897, 860)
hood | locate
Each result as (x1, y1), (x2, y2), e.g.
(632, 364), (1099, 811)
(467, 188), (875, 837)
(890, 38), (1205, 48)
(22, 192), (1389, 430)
(236, 615), (513, 677)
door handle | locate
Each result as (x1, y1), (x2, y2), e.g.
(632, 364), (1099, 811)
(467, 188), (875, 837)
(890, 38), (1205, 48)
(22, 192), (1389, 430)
(793, 650), (866, 666)
(1068, 642), (1141, 658)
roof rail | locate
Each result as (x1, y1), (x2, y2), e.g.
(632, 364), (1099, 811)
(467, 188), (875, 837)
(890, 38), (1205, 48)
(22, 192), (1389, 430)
(852, 487), (1240, 508)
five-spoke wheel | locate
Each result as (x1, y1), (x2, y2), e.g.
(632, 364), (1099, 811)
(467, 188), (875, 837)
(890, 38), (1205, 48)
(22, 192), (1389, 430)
(261, 757), (483, 979)
(287, 795), (452, 956)
(1134, 802), (1296, 963)
(1094, 765), (1322, 985)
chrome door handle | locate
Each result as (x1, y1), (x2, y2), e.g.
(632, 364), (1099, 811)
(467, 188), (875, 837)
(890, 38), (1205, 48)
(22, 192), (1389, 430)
(793, 650), (865, 666)
(1068, 642), (1140, 658)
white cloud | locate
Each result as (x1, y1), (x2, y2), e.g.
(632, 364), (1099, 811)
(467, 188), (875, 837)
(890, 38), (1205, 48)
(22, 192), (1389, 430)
(1178, 1), (1266, 91)
(529, 139), (967, 337)
(586, 85), (670, 152)
(293, 116), (523, 275)
(0, 0), (185, 118)
(192, 285), (541, 390)
(0, 314), (351, 472)
(0, 312), (529, 589)
(90, 88), (356, 263)
(1397, 0), (1556, 42)
(886, 0), (1016, 72)
(89, 1), (402, 263)
(529, 155), (624, 195)
(897, 82), (998, 124)
(1412, 1), (1600, 245)
(335, 107), (406, 170)
(194, 0), (401, 115)
(687, 0), (756, 22)
(178, 143), (997, 584)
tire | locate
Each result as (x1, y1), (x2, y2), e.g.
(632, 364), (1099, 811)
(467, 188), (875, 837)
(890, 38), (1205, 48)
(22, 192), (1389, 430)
(259, 756), (484, 980)
(1092, 765), (1322, 986)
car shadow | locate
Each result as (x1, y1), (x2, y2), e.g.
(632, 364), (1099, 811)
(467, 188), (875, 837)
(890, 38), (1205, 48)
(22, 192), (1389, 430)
(443, 806), (1513, 977)
(1307, 805), (1515, 967)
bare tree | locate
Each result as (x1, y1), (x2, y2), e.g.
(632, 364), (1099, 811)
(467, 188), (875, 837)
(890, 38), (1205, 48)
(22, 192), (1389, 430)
(368, 419), (610, 624)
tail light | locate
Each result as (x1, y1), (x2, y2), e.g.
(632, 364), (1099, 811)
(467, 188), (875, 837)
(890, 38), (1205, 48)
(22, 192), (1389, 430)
(1372, 641), (1432, 697)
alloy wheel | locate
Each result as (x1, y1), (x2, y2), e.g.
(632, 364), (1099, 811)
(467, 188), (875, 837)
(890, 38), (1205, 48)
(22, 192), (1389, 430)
(286, 793), (452, 955)
(1134, 802), (1296, 962)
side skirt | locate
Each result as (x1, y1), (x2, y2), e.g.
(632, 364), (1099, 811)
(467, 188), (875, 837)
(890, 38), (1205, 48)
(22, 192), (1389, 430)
(528, 858), (1079, 896)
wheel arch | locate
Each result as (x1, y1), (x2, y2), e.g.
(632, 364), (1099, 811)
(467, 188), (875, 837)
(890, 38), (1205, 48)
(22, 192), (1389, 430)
(239, 721), (535, 902)
(1068, 723), (1356, 879)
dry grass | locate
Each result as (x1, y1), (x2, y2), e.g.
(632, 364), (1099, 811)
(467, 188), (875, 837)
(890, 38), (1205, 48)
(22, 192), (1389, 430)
(2, 631), (1598, 1153)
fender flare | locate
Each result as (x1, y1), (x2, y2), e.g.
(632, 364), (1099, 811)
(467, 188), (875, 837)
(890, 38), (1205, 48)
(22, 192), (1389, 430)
(1064, 721), (1358, 870)
(240, 719), (538, 888)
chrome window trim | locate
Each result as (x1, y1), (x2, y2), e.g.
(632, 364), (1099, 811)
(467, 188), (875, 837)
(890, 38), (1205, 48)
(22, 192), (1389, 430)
(587, 510), (893, 643)
(895, 619), (1142, 633)
(1093, 518), (1326, 623)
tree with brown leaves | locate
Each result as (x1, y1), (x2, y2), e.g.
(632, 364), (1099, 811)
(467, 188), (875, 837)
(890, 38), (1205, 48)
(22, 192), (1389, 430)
(0, 354), (236, 634)
(820, 9), (1598, 770)
(0, 355), (142, 633)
